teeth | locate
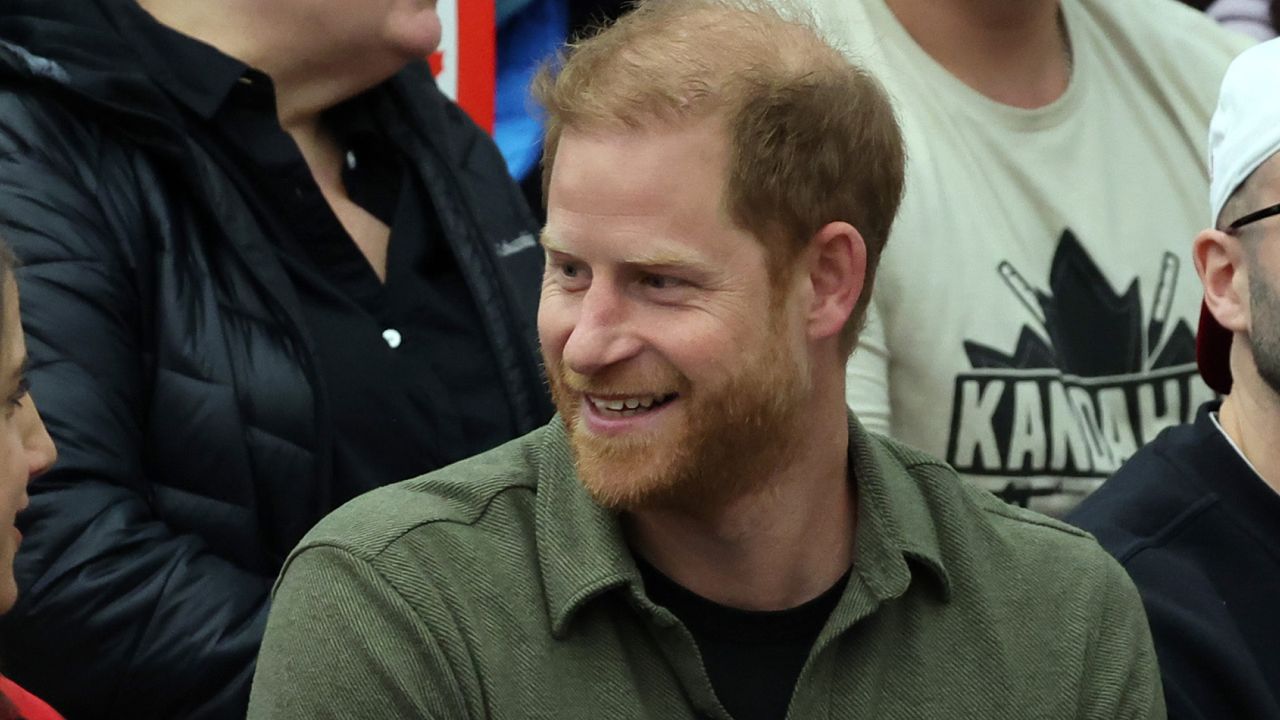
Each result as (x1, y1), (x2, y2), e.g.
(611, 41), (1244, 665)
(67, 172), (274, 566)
(589, 395), (668, 414)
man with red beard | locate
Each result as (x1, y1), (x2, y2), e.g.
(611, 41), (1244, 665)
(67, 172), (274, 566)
(249, 2), (1164, 718)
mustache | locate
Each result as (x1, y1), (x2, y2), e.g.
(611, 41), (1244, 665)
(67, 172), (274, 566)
(552, 364), (687, 396)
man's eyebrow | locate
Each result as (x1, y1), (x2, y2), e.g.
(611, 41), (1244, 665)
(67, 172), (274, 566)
(539, 232), (713, 272)
(622, 252), (708, 270)
(538, 232), (563, 253)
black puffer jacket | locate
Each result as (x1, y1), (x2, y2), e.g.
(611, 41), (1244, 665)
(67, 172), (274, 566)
(0, 2), (552, 718)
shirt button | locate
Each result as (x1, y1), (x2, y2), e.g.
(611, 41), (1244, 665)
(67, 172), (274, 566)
(382, 328), (402, 349)
(345, 150), (358, 170)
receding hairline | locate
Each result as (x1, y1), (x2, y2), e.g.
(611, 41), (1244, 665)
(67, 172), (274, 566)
(537, 0), (852, 126)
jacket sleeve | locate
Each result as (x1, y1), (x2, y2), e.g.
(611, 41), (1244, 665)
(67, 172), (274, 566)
(248, 545), (470, 719)
(0, 107), (270, 720)
(1124, 549), (1278, 720)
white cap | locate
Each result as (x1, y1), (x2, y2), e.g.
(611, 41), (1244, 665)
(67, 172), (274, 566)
(1209, 38), (1280, 226)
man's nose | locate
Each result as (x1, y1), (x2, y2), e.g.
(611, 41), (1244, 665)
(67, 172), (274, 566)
(561, 283), (643, 376)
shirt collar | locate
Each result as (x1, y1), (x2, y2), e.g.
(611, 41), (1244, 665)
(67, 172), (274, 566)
(110, 0), (249, 120)
(534, 418), (638, 638)
(841, 411), (953, 604)
(534, 411), (954, 638)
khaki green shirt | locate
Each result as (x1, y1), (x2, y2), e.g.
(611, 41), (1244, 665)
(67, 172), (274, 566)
(248, 415), (1164, 719)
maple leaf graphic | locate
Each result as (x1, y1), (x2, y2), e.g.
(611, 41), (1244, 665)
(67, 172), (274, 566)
(964, 230), (1196, 376)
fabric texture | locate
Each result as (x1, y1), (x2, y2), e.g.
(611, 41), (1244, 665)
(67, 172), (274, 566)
(635, 557), (848, 720)
(806, 0), (1250, 515)
(247, 414), (1164, 719)
(1067, 401), (1280, 719)
(1207, 38), (1280, 225)
(0, 1), (552, 718)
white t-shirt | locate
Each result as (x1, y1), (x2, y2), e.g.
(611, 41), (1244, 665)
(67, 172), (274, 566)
(802, 0), (1249, 515)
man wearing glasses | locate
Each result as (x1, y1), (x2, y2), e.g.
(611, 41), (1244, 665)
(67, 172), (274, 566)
(1068, 38), (1280, 720)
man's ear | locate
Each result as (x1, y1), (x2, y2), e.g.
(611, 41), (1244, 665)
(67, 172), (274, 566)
(1194, 228), (1250, 333)
(803, 221), (866, 343)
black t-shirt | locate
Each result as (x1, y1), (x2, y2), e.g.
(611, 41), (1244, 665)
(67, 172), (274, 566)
(1068, 401), (1280, 719)
(637, 557), (850, 720)
(115, 2), (517, 501)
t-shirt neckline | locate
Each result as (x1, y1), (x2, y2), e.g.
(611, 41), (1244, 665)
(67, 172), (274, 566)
(865, 0), (1088, 132)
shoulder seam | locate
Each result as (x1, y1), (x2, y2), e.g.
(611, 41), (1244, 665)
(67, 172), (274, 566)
(977, 494), (1092, 539)
(330, 482), (536, 564)
(1115, 493), (1219, 564)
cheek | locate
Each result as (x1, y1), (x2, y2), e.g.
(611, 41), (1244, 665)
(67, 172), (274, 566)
(537, 296), (574, 362)
(649, 323), (746, 380)
(0, 437), (23, 501)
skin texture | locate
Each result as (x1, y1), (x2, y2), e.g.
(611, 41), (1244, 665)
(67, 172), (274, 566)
(885, 0), (1070, 109)
(0, 276), (58, 614)
(1194, 154), (1280, 495)
(1248, 250), (1280, 395)
(539, 118), (865, 611)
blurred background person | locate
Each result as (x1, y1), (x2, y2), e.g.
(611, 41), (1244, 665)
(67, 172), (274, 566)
(0, 240), (60, 720)
(794, 0), (1250, 515)
(0, 0), (551, 717)
(496, 0), (630, 220)
(1069, 38), (1280, 718)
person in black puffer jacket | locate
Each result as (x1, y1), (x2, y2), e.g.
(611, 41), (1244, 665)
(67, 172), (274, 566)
(0, 1), (553, 718)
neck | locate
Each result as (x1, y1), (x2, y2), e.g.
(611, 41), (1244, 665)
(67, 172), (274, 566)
(1218, 383), (1280, 497)
(626, 393), (854, 612)
(885, 0), (1070, 109)
(135, 0), (388, 128)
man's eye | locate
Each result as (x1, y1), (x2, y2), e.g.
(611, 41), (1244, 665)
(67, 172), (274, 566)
(8, 377), (28, 407)
(642, 274), (683, 290)
(550, 260), (589, 287)
(4, 378), (28, 418)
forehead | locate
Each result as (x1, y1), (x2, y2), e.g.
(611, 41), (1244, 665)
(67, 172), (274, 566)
(549, 120), (729, 209)
(544, 121), (761, 262)
(0, 277), (19, 369)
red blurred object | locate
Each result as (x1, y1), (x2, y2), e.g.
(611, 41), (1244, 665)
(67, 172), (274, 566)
(0, 676), (65, 720)
(430, 1), (496, 132)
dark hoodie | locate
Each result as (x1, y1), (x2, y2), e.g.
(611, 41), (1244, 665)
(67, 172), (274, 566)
(0, 2), (549, 718)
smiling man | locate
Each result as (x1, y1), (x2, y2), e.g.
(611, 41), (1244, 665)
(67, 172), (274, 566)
(249, 2), (1164, 718)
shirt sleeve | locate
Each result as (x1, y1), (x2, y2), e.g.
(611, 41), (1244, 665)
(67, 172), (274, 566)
(1079, 556), (1166, 720)
(248, 544), (472, 720)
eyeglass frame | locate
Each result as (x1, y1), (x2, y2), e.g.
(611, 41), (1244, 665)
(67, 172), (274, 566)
(1228, 201), (1280, 231)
